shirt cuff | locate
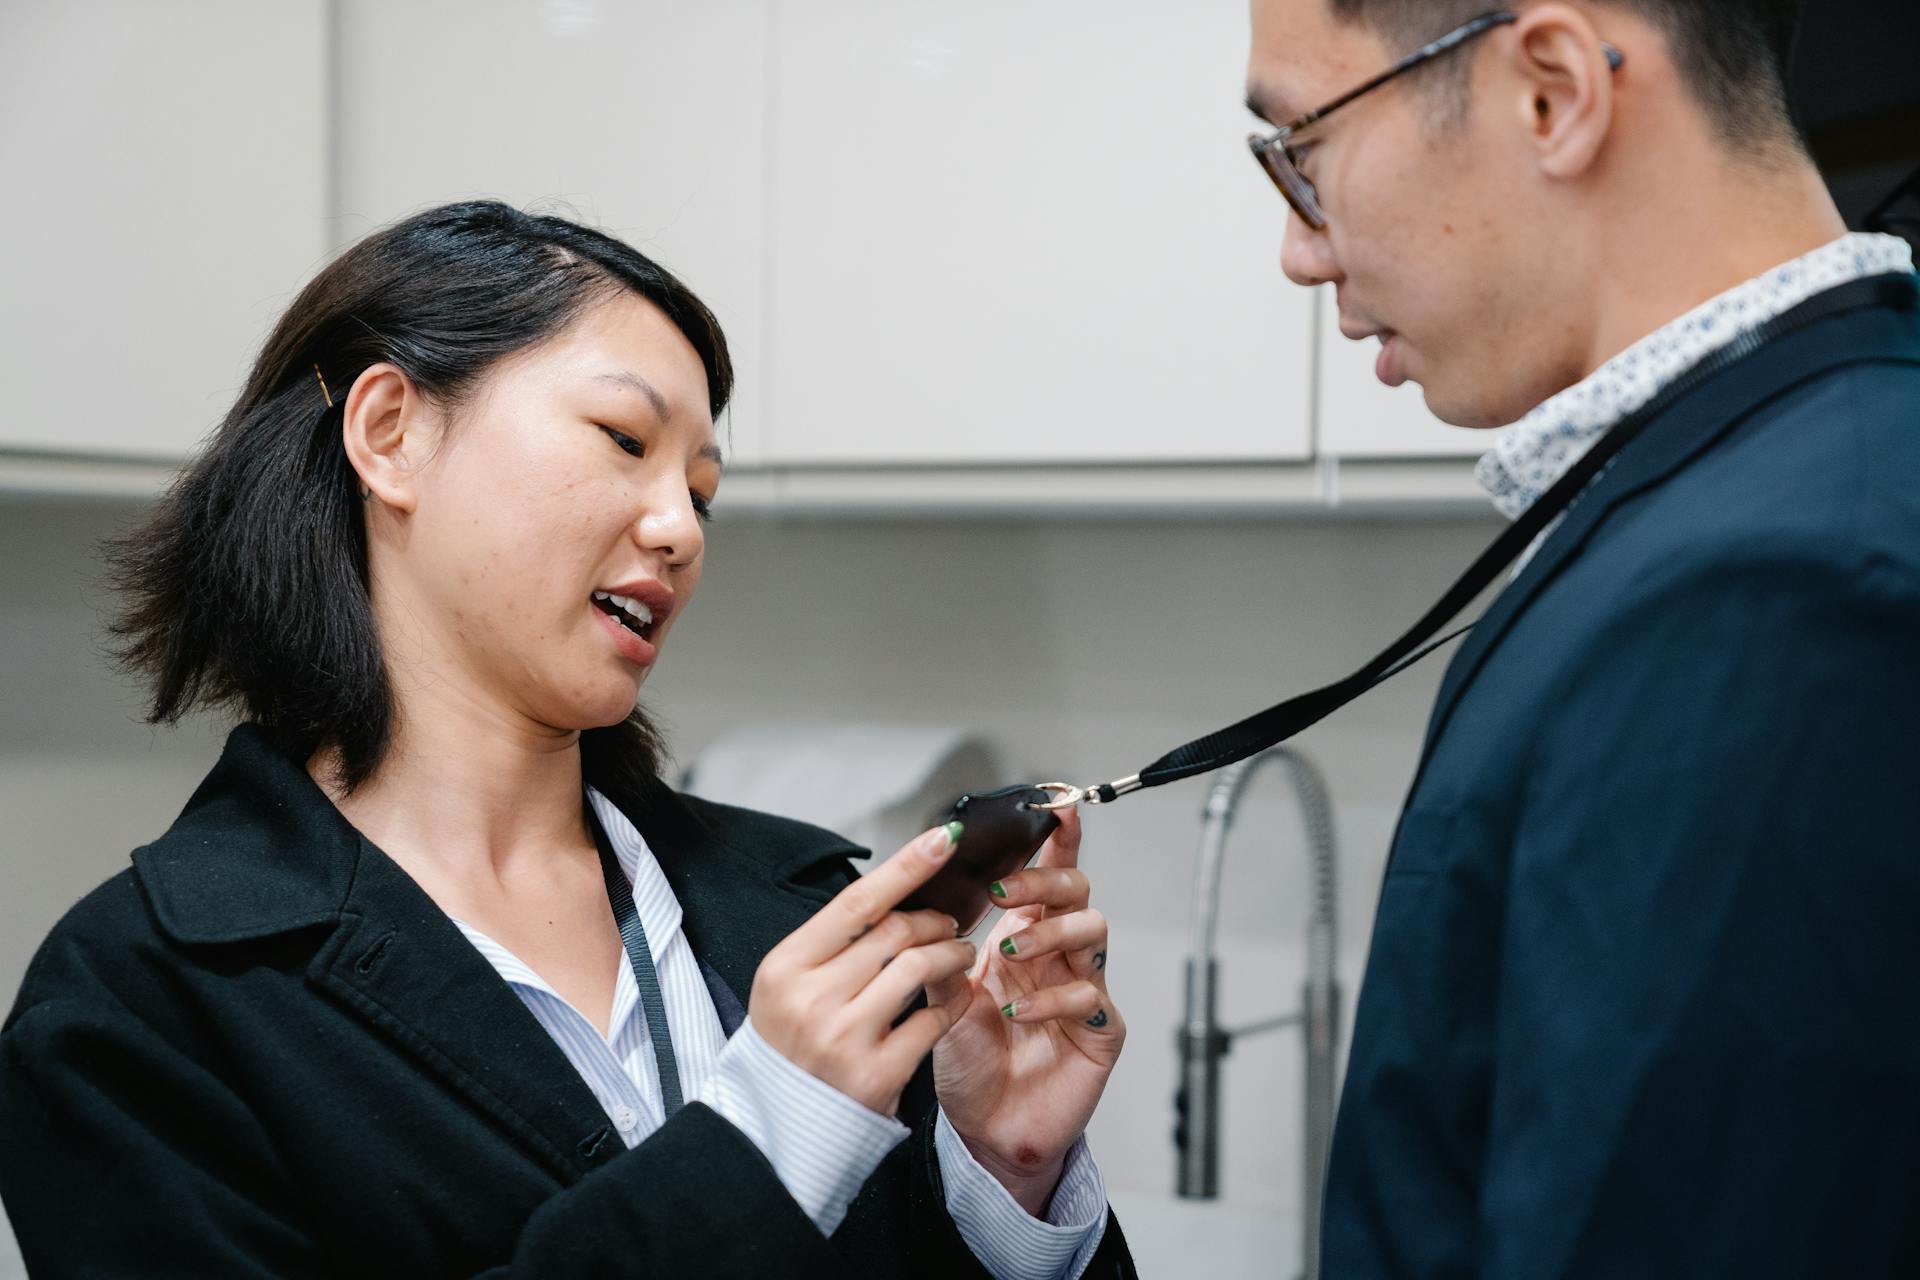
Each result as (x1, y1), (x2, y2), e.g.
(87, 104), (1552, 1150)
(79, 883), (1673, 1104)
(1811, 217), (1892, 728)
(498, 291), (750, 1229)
(934, 1105), (1110, 1280)
(695, 1017), (909, 1236)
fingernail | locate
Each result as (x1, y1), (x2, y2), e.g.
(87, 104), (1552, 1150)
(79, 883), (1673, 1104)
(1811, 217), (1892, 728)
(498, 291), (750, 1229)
(1001, 1000), (1022, 1018)
(989, 880), (1009, 899)
(946, 915), (962, 935)
(942, 820), (965, 847)
(999, 935), (1019, 957)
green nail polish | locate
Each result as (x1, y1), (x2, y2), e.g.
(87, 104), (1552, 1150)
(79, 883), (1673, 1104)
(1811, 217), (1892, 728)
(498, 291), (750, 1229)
(1001, 1001), (1019, 1018)
(942, 820), (965, 846)
(999, 936), (1018, 957)
(989, 880), (1007, 898)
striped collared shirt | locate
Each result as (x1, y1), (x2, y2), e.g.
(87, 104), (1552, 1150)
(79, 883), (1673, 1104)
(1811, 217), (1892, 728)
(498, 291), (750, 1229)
(450, 787), (1107, 1278)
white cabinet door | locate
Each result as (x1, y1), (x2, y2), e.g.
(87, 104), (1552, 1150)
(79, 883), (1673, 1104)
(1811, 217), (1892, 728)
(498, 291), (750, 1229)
(764, 1), (1311, 465)
(0, 1), (326, 461)
(1314, 286), (1498, 458)
(333, 0), (774, 463)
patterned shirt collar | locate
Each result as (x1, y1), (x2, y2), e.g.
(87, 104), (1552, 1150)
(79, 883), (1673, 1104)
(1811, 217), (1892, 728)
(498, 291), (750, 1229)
(1475, 232), (1915, 521)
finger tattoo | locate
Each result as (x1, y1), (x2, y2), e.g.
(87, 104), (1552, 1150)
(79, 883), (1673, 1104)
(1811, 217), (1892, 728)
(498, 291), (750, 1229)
(1086, 1008), (1109, 1029)
(1092, 950), (1107, 970)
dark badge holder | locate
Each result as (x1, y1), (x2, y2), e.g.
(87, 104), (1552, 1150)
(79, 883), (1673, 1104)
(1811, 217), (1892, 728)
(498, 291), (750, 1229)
(901, 783), (1064, 933)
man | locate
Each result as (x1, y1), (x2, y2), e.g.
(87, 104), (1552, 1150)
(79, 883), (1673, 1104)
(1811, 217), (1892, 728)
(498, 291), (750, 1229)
(1243, 1), (1919, 1275)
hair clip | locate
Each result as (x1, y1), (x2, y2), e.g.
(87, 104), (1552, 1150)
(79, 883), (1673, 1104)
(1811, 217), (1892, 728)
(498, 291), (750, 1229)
(314, 364), (334, 409)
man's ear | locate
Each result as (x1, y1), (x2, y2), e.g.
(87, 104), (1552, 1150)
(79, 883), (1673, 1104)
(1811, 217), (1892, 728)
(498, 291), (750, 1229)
(340, 362), (429, 513)
(1505, 3), (1618, 181)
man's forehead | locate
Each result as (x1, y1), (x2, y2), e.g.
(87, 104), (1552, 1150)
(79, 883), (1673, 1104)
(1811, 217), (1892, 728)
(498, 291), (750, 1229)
(1246, 0), (1373, 120)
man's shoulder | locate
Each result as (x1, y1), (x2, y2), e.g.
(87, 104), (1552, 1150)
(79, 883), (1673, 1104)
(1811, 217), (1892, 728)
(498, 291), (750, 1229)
(1593, 353), (1920, 593)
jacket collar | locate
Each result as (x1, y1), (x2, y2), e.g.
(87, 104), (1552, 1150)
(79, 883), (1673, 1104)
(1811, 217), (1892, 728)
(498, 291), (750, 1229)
(1416, 274), (1920, 778)
(132, 723), (864, 1183)
(134, 723), (859, 953)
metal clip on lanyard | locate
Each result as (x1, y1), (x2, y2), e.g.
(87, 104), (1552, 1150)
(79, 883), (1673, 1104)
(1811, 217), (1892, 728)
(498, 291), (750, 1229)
(1027, 273), (1917, 814)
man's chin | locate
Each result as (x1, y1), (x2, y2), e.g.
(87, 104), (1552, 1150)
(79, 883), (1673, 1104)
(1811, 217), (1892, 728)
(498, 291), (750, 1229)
(1417, 377), (1519, 431)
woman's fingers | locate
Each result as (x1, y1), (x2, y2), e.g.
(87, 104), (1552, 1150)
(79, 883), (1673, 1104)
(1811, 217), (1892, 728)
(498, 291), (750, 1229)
(848, 938), (978, 1025)
(822, 908), (962, 992)
(1030, 805), (1082, 871)
(923, 966), (976, 1020)
(997, 979), (1123, 1037)
(875, 1001), (966, 1083)
(986, 865), (1090, 917)
(775, 823), (962, 967)
(996, 908), (1108, 976)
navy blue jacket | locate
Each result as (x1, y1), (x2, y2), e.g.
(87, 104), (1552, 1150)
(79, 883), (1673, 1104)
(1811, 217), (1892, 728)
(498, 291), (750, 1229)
(1322, 275), (1920, 1278)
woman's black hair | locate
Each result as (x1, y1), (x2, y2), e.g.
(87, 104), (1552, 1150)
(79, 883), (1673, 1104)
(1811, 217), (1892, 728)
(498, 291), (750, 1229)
(106, 200), (732, 793)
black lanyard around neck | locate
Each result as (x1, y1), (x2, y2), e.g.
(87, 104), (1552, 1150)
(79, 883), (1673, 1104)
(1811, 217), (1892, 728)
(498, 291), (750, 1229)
(1044, 272), (1915, 810)
(590, 804), (684, 1115)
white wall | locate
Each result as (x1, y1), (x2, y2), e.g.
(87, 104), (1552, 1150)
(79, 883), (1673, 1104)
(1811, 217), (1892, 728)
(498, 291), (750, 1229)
(0, 496), (1502, 1271)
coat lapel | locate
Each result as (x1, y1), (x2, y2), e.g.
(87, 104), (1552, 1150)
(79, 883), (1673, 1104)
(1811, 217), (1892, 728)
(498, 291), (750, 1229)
(135, 726), (860, 1188)
(1417, 287), (1920, 780)
(308, 841), (628, 1183)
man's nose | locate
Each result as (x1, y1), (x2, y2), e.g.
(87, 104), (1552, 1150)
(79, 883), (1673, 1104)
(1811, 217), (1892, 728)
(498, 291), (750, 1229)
(1279, 210), (1340, 289)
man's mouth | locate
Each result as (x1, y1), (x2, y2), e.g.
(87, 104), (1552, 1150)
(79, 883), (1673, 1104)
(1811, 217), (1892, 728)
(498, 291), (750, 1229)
(591, 590), (658, 642)
(1339, 314), (1393, 345)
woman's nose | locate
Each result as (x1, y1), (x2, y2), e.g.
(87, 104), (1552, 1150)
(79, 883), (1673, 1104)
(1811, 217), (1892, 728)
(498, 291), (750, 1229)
(1280, 210), (1340, 289)
(634, 488), (704, 568)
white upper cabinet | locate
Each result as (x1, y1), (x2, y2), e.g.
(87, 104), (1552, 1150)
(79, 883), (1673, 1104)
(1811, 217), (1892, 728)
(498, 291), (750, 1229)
(1315, 286), (1496, 458)
(762, 1), (1312, 465)
(332, 0), (774, 463)
(0, 1), (326, 460)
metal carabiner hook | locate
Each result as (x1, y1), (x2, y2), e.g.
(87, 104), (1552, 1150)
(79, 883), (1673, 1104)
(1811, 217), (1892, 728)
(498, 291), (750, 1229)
(1023, 782), (1088, 812)
(1023, 776), (1144, 811)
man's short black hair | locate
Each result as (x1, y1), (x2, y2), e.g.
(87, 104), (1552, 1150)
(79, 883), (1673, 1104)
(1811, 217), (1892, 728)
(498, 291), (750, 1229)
(1330, 0), (1804, 154)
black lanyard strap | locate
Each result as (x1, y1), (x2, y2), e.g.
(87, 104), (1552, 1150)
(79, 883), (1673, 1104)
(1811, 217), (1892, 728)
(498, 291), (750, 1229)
(591, 805), (685, 1116)
(1058, 272), (1917, 807)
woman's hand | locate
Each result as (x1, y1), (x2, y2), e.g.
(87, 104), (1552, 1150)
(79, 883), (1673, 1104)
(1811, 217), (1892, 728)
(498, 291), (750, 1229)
(749, 823), (979, 1116)
(930, 808), (1126, 1215)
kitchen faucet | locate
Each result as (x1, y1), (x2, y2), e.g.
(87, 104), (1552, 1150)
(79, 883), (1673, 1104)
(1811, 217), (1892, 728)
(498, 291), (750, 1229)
(1174, 746), (1340, 1280)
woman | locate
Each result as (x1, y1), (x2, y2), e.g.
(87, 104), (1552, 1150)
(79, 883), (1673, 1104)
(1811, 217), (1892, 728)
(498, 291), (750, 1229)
(0, 202), (1131, 1277)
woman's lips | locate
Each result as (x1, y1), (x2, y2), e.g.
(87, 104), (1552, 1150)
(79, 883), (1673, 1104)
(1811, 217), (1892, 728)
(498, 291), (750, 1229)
(593, 600), (659, 666)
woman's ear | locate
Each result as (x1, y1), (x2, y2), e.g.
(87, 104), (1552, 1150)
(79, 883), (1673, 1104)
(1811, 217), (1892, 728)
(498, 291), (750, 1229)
(1506, 3), (1617, 182)
(340, 363), (428, 513)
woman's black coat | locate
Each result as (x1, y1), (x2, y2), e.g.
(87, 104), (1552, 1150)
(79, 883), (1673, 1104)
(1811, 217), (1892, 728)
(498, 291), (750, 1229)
(0, 726), (1134, 1278)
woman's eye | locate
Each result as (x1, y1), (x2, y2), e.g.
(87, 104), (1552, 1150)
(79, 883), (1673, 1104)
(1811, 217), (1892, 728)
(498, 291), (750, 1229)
(600, 425), (644, 458)
(601, 426), (714, 522)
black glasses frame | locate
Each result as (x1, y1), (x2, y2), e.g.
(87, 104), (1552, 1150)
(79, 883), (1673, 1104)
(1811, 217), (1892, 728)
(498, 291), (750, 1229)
(1249, 10), (1624, 229)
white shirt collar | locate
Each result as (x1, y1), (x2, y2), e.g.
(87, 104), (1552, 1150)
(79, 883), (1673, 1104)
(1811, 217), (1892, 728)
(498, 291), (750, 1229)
(1475, 232), (1915, 522)
(447, 786), (684, 1024)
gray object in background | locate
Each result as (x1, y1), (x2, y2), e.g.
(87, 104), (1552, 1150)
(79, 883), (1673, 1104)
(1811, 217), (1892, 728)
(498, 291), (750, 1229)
(1176, 747), (1341, 1280)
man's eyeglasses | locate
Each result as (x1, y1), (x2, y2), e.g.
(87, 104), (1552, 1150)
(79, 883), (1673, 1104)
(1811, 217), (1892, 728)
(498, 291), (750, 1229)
(1248, 10), (1624, 229)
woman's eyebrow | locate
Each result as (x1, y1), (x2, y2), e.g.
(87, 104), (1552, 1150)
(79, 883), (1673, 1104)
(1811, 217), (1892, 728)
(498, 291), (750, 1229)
(593, 369), (671, 422)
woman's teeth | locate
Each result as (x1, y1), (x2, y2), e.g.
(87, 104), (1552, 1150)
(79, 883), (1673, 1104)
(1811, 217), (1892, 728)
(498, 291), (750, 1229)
(592, 590), (654, 636)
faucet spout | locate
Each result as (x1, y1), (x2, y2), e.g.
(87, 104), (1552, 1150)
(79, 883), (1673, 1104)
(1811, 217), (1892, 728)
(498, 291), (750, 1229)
(1173, 747), (1341, 1280)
